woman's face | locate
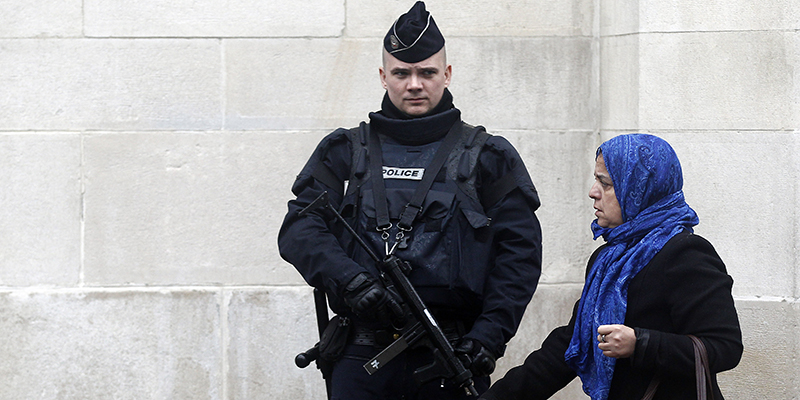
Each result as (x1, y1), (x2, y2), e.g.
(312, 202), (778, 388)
(589, 154), (623, 228)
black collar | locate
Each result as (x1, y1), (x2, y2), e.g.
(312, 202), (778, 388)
(369, 89), (460, 145)
(380, 88), (454, 120)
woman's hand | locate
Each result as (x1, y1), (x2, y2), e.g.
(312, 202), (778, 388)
(597, 324), (636, 359)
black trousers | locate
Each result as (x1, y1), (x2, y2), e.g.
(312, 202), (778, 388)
(329, 342), (490, 400)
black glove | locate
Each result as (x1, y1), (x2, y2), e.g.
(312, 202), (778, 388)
(455, 338), (497, 377)
(342, 273), (404, 326)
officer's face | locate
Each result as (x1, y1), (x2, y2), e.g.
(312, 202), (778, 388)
(379, 49), (452, 117)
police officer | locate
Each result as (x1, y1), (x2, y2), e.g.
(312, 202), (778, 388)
(279, 2), (542, 399)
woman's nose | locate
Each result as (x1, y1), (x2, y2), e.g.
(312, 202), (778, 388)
(588, 182), (600, 199)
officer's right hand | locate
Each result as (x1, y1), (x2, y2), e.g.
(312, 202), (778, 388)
(455, 338), (497, 377)
(343, 273), (404, 326)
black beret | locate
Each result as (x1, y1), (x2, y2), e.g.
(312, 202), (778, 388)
(384, 1), (445, 63)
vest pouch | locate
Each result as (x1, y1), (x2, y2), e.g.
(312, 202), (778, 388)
(357, 187), (456, 287)
(339, 195), (358, 220)
(461, 208), (491, 229)
(318, 315), (351, 362)
(360, 188), (454, 230)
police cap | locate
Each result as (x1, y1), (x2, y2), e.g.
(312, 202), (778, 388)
(384, 1), (445, 63)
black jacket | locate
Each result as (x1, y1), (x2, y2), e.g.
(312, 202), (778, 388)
(481, 231), (743, 399)
(278, 113), (542, 358)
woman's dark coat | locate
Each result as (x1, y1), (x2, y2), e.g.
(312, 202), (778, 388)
(481, 230), (743, 399)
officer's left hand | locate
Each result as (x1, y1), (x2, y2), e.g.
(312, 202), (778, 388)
(455, 338), (496, 377)
(342, 272), (405, 327)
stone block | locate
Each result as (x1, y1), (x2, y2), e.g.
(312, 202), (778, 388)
(718, 298), (800, 398)
(638, 131), (797, 298)
(599, 0), (640, 37)
(0, 0), (83, 38)
(84, 0), (344, 37)
(225, 38), (384, 131)
(0, 39), (222, 131)
(0, 288), (222, 399)
(227, 286), (326, 400)
(599, 34), (639, 129)
(792, 33), (800, 131)
(224, 36), (595, 132)
(602, 0), (800, 36)
(83, 131), (326, 286)
(448, 37), (596, 131)
(493, 283), (586, 399)
(602, 32), (797, 131)
(796, 131), (800, 300)
(346, 0), (594, 37)
(0, 133), (81, 286)
(498, 130), (598, 284)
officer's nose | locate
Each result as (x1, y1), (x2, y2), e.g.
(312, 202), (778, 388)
(408, 74), (423, 91)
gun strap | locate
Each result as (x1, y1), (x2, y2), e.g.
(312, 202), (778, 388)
(367, 123), (463, 237)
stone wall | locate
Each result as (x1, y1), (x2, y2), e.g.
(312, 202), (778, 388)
(1, 0), (797, 398)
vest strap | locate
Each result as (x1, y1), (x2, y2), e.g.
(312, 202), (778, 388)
(367, 128), (392, 232)
(397, 123), (463, 231)
(367, 122), (464, 237)
(311, 162), (344, 197)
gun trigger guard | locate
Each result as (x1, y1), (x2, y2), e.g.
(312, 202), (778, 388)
(412, 348), (451, 386)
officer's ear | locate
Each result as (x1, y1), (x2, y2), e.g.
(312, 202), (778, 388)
(379, 49), (389, 90)
(379, 66), (388, 90)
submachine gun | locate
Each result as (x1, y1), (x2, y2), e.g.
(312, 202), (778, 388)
(294, 191), (478, 397)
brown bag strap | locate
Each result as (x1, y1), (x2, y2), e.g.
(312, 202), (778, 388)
(641, 335), (715, 400)
(641, 377), (660, 400)
(689, 335), (715, 400)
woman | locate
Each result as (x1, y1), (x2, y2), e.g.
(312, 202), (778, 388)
(480, 134), (742, 399)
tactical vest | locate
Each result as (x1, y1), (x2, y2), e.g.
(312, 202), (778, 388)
(345, 121), (491, 218)
(310, 120), (527, 312)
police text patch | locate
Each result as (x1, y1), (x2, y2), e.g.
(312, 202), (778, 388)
(383, 166), (424, 180)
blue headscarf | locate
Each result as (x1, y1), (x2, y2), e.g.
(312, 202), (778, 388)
(565, 134), (700, 399)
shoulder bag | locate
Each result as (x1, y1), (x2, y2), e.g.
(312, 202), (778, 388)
(641, 334), (715, 400)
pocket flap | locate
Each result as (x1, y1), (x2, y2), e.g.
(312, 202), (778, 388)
(462, 208), (491, 229)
